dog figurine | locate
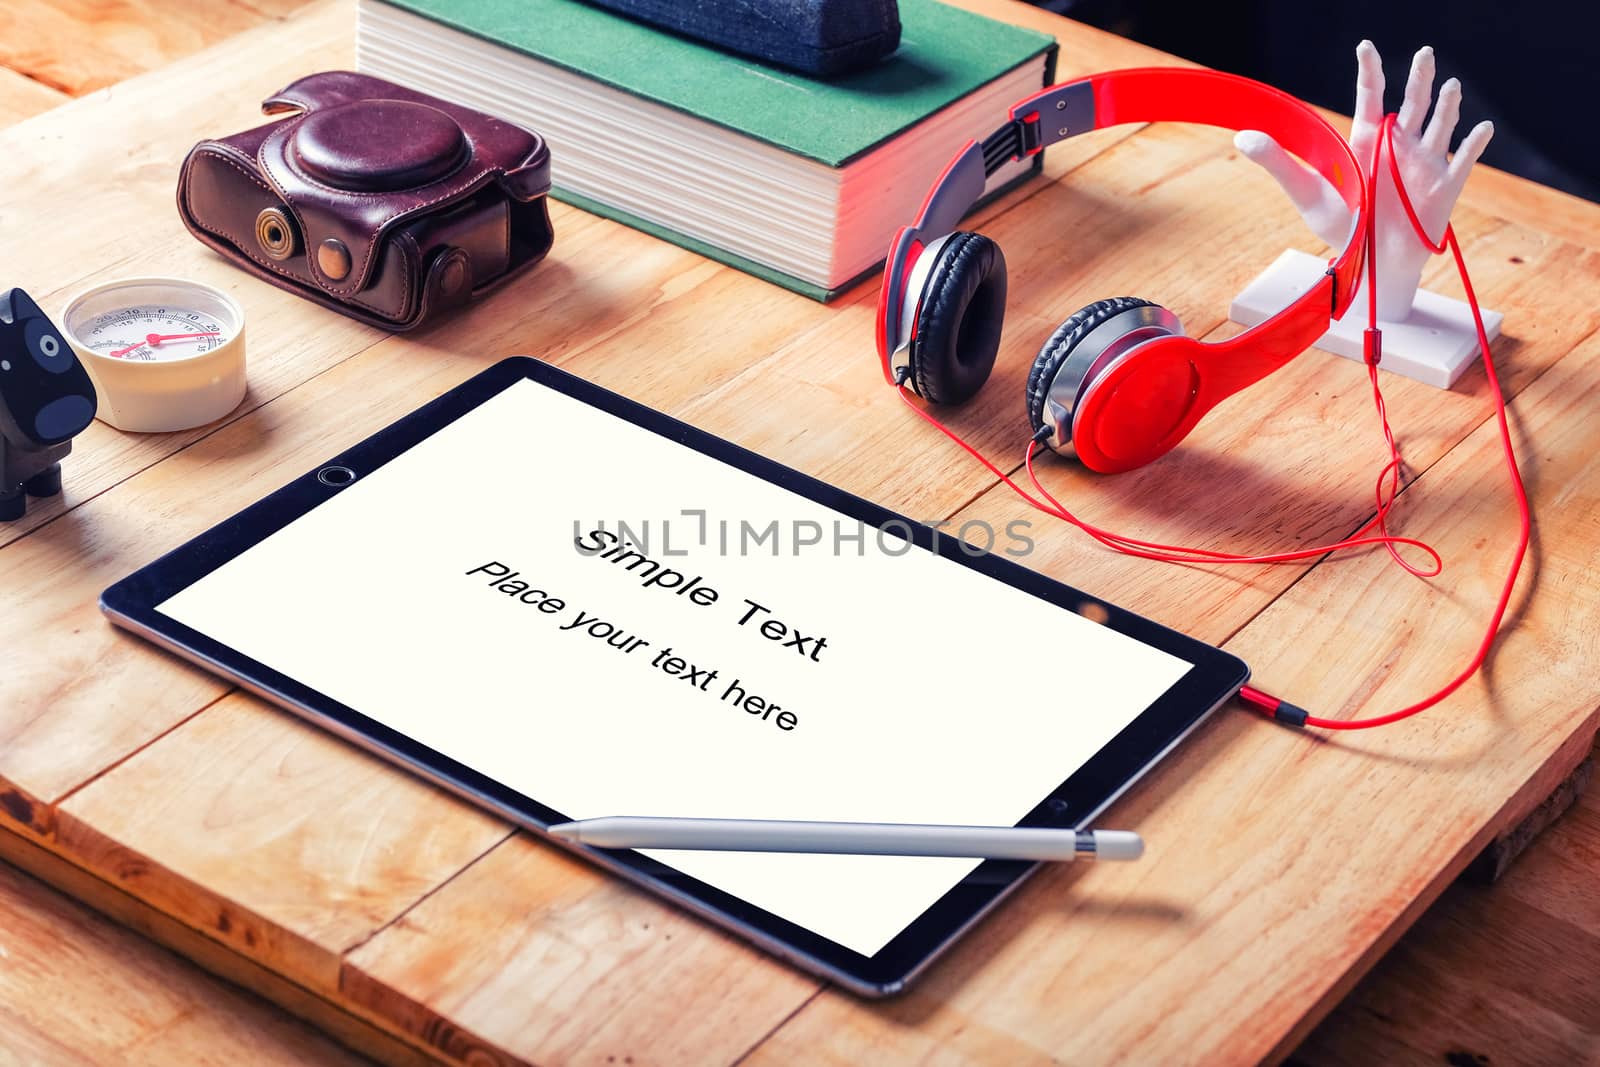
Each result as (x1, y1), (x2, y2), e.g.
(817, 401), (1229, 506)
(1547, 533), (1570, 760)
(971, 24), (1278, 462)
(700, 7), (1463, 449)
(0, 289), (96, 520)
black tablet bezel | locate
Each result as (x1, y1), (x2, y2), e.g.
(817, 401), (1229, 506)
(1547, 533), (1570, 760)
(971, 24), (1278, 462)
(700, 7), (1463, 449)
(102, 356), (1248, 996)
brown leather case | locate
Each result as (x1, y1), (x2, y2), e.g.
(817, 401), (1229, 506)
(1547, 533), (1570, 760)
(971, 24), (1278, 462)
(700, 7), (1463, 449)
(177, 72), (553, 331)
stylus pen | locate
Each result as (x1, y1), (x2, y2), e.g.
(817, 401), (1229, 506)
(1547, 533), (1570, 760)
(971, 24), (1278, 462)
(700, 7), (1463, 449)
(546, 817), (1144, 862)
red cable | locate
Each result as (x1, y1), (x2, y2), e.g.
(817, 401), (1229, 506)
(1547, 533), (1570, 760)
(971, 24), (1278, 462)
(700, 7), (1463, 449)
(1296, 114), (1530, 730)
(908, 390), (1446, 566)
(897, 390), (1440, 568)
(1022, 442), (1443, 566)
(897, 112), (1530, 732)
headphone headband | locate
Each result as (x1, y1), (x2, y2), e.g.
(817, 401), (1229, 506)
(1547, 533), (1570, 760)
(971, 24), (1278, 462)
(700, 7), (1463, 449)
(877, 67), (1369, 382)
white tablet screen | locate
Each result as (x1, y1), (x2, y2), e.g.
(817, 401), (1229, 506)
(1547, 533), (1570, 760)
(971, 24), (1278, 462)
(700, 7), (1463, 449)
(158, 377), (1191, 956)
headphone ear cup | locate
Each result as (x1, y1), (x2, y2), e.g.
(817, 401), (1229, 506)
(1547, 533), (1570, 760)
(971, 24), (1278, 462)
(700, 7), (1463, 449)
(1026, 296), (1164, 445)
(908, 231), (1007, 405)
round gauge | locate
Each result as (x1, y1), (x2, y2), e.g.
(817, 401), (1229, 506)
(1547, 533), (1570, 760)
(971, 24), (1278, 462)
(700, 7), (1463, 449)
(72, 303), (233, 362)
(61, 277), (248, 433)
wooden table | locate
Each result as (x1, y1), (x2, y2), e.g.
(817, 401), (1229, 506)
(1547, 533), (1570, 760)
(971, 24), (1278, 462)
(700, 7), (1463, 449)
(2, 2), (1598, 1064)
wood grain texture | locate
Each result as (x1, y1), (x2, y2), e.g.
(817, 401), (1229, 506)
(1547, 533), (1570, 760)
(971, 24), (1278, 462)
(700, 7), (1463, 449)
(0, 845), (368, 1067)
(0, 1), (1597, 1065)
(0, 0), (287, 96)
(1465, 756), (1590, 885)
(0, 826), (438, 1067)
(0, 66), (66, 126)
(342, 834), (818, 1066)
(235, 0), (325, 15)
(56, 694), (511, 994)
(1294, 779), (1600, 1066)
(1466, 164), (1600, 252)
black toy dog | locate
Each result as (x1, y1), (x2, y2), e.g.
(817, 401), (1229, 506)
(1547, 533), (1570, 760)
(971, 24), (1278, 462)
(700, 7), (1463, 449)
(0, 289), (96, 520)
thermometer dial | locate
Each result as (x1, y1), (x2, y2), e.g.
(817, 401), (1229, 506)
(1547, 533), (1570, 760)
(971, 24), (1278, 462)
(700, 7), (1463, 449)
(61, 277), (248, 433)
(75, 305), (233, 362)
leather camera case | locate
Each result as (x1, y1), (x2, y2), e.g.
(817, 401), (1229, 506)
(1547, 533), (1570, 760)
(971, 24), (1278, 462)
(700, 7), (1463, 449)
(177, 72), (553, 331)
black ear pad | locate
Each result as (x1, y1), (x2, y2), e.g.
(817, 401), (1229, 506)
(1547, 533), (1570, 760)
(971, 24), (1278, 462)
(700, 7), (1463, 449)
(1026, 296), (1161, 440)
(908, 232), (1008, 405)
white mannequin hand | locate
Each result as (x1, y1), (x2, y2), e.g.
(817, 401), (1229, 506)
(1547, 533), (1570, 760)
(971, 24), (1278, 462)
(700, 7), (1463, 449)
(1235, 41), (1494, 320)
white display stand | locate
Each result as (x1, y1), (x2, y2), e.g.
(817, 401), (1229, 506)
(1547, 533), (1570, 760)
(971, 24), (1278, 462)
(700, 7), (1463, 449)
(1230, 249), (1502, 388)
(1229, 41), (1500, 390)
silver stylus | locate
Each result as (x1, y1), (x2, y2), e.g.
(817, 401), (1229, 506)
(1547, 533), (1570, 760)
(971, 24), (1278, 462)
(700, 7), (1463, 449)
(546, 816), (1145, 861)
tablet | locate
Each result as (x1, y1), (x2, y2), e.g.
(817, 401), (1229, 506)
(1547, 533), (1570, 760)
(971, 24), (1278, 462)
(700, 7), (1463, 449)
(102, 357), (1247, 996)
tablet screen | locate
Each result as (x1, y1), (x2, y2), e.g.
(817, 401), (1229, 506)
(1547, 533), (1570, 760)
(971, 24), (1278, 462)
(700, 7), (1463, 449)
(156, 377), (1191, 957)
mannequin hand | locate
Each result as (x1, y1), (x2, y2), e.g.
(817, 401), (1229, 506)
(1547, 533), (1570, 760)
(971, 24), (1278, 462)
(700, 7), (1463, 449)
(1235, 41), (1494, 320)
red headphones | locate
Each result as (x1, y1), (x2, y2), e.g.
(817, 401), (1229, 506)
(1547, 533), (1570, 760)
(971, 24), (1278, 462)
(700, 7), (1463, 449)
(876, 70), (1532, 734)
(876, 68), (1370, 473)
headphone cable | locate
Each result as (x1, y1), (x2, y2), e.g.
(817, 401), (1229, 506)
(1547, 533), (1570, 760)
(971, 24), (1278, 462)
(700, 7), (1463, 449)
(1248, 113), (1530, 730)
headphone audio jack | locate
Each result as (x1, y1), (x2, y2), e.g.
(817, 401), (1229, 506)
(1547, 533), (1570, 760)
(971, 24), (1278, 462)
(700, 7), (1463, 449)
(1237, 685), (1309, 728)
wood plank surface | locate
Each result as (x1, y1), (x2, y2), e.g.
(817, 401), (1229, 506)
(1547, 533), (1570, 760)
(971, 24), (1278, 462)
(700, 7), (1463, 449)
(1465, 164), (1600, 252)
(0, 66), (66, 126)
(0, 1), (1597, 1065)
(56, 695), (512, 994)
(341, 834), (817, 1066)
(0, 845), (368, 1067)
(1295, 780), (1600, 1065)
(0, 0), (296, 96)
(0, 828), (440, 1067)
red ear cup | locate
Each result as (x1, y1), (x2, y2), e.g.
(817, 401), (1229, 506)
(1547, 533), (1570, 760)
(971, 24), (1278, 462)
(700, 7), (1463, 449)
(906, 231), (1007, 404)
(1072, 333), (1212, 473)
(1025, 298), (1183, 460)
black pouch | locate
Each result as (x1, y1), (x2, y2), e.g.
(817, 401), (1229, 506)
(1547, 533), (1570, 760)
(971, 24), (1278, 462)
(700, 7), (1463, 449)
(583, 0), (900, 77)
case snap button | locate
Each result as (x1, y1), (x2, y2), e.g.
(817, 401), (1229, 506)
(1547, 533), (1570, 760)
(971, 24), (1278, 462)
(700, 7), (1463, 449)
(319, 238), (352, 281)
(439, 255), (469, 296)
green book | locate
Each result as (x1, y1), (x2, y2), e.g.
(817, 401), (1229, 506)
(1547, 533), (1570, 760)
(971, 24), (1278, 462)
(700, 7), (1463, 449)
(357, 0), (1057, 299)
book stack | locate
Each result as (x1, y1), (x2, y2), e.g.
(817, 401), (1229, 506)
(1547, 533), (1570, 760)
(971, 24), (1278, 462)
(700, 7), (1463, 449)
(356, 0), (1056, 300)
